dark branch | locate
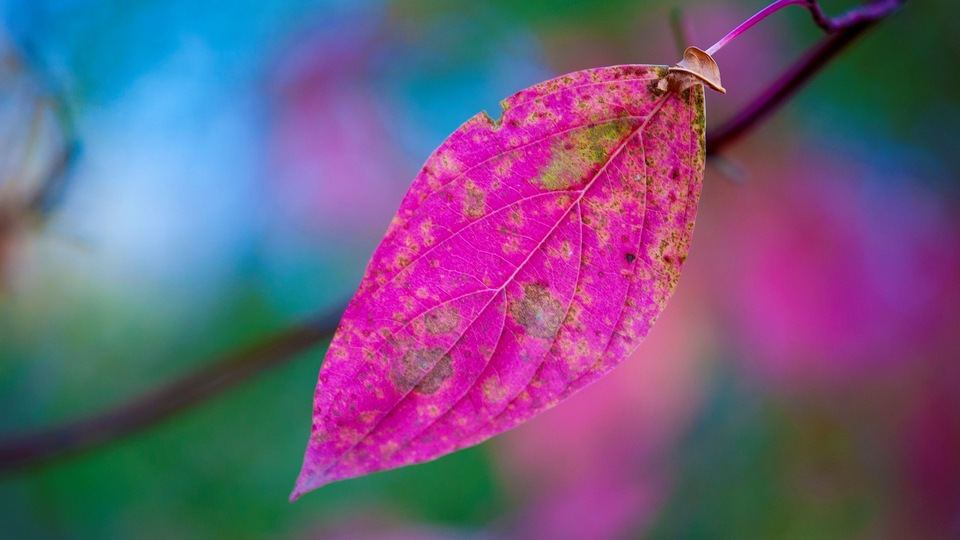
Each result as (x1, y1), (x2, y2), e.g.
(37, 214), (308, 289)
(707, 0), (905, 155)
(0, 305), (344, 472)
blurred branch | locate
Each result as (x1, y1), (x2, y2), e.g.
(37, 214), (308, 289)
(0, 33), (82, 217)
(0, 32), (82, 292)
(0, 305), (344, 472)
(707, 0), (905, 155)
(0, 0), (905, 473)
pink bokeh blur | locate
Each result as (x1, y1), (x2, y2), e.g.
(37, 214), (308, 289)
(264, 4), (960, 537)
(494, 267), (715, 539)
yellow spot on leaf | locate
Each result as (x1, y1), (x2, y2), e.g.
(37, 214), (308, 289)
(534, 120), (635, 191)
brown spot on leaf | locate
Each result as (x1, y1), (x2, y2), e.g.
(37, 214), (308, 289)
(390, 347), (445, 390)
(424, 305), (461, 335)
(463, 179), (486, 218)
(510, 283), (565, 338)
(508, 207), (524, 226)
(482, 375), (509, 402)
(625, 253), (636, 263)
(415, 354), (454, 395)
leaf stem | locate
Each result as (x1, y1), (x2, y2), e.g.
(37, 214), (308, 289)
(705, 0), (809, 56)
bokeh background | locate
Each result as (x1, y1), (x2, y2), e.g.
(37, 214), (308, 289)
(2, 0), (959, 538)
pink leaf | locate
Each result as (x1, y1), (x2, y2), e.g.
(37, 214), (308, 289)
(293, 61), (709, 498)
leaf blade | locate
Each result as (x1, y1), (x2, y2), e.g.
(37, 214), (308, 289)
(293, 64), (705, 498)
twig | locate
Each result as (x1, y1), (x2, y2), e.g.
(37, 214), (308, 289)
(0, 305), (344, 472)
(0, 0), (905, 473)
(805, 0), (905, 33)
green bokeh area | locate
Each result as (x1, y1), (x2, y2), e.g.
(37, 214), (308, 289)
(2, 0), (959, 538)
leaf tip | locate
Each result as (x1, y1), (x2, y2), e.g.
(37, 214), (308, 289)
(289, 474), (311, 502)
(290, 475), (330, 502)
(290, 456), (334, 502)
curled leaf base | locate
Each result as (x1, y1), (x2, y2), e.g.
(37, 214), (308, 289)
(663, 46), (726, 94)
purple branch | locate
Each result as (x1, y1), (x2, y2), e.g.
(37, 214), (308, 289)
(807, 0), (905, 32)
(707, 0), (905, 155)
(0, 0), (905, 473)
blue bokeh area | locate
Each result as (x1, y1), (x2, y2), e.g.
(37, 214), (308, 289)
(1, 0), (959, 538)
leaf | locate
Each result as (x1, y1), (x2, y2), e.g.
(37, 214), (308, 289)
(292, 56), (714, 499)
